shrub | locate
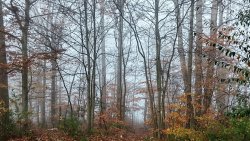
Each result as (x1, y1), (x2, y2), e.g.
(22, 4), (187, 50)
(163, 114), (250, 141)
(0, 111), (21, 140)
(59, 116), (82, 138)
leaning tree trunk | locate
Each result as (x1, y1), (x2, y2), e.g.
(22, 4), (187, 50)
(173, 0), (188, 88)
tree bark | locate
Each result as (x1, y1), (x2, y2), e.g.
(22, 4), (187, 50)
(117, 0), (124, 120)
(100, 0), (106, 114)
(84, 0), (92, 133)
(186, 0), (195, 128)
(203, 0), (218, 114)
(41, 60), (46, 127)
(21, 0), (30, 131)
(194, 0), (203, 117)
(155, 0), (163, 137)
(173, 0), (194, 128)
(216, 0), (226, 115)
(0, 0), (9, 139)
(91, 0), (97, 130)
(51, 56), (57, 127)
(173, 0), (188, 88)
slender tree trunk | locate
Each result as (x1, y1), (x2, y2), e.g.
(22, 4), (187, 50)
(84, 0), (93, 133)
(21, 0), (30, 131)
(216, 0), (226, 115)
(51, 56), (57, 127)
(194, 0), (203, 117)
(146, 33), (157, 131)
(144, 98), (148, 124)
(0, 1), (9, 139)
(117, 0), (124, 120)
(174, 0), (195, 128)
(36, 98), (39, 125)
(155, 0), (163, 138)
(41, 60), (46, 127)
(124, 5), (157, 132)
(91, 0), (97, 130)
(122, 54), (127, 120)
(100, 0), (106, 114)
(203, 0), (218, 114)
(186, 0), (195, 128)
(0, 0), (8, 112)
(174, 0), (188, 88)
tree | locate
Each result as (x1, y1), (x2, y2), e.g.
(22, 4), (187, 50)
(173, 0), (194, 128)
(0, 0), (9, 139)
(100, 0), (107, 114)
(6, 0), (33, 130)
(186, 0), (195, 128)
(116, 0), (125, 120)
(154, 0), (163, 137)
(194, 0), (203, 117)
(203, 0), (219, 114)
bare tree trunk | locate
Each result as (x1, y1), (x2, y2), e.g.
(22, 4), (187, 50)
(173, 0), (195, 128)
(91, 0), (97, 130)
(100, 0), (106, 114)
(173, 0), (188, 88)
(216, 0), (226, 115)
(124, 5), (157, 132)
(84, 0), (92, 133)
(0, 0), (9, 139)
(21, 0), (30, 131)
(122, 53), (127, 121)
(51, 56), (57, 127)
(194, 0), (203, 117)
(186, 0), (195, 128)
(41, 60), (46, 127)
(36, 98), (39, 125)
(0, 0), (8, 112)
(117, 0), (124, 120)
(155, 0), (163, 137)
(203, 0), (218, 114)
(144, 98), (148, 124)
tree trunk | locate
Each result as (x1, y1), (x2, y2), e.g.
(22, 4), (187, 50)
(91, 0), (97, 130)
(0, 0), (9, 139)
(203, 0), (218, 114)
(117, 0), (124, 120)
(51, 56), (57, 127)
(173, 0), (188, 88)
(100, 0), (106, 114)
(21, 0), (30, 131)
(186, 0), (195, 128)
(173, 0), (193, 128)
(216, 0), (226, 115)
(41, 60), (46, 127)
(194, 0), (203, 117)
(84, 0), (92, 133)
(155, 0), (163, 137)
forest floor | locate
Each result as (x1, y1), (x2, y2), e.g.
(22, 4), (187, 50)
(8, 126), (153, 141)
